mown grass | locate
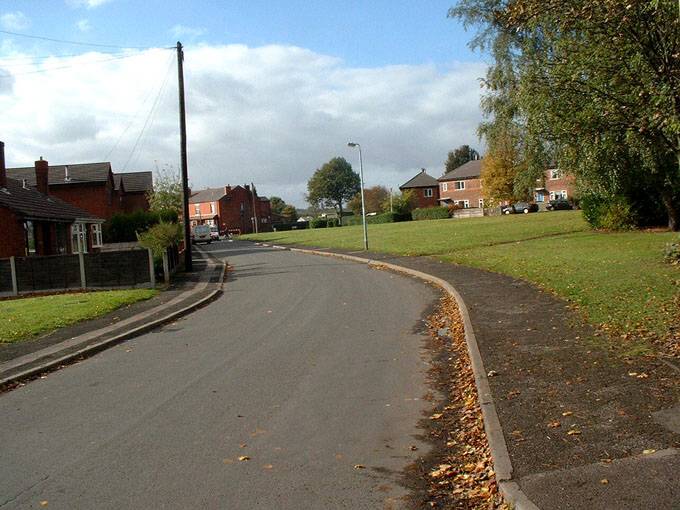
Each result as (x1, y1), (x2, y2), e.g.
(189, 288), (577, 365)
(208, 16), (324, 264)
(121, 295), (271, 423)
(0, 289), (157, 343)
(244, 211), (679, 346)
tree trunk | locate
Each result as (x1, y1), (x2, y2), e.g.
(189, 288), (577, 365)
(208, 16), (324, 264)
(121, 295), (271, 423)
(662, 188), (679, 232)
(338, 202), (343, 227)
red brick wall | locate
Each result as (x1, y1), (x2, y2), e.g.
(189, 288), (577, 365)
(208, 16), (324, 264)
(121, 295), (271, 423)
(121, 191), (150, 213)
(543, 170), (576, 200)
(49, 183), (116, 219)
(439, 178), (484, 208)
(218, 186), (255, 234)
(404, 187), (440, 209)
(0, 208), (26, 258)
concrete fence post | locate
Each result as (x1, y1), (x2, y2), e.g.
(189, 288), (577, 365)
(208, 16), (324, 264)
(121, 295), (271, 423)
(78, 252), (87, 289)
(147, 248), (156, 287)
(9, 256), (18, 296)
(162, 250), (170, 285)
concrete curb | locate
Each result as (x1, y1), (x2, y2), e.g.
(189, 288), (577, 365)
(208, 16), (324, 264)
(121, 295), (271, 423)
(266, 243), (539, 510)
(0, 253), (227, 390)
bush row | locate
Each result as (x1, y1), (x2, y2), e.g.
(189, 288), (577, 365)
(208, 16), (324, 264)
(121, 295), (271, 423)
(272, 222), (309, 231)
(345, 212), (412, 225)
(103, 210), (178, 243)
(412, 206), (450, 221)
(310, 217), (340, 228)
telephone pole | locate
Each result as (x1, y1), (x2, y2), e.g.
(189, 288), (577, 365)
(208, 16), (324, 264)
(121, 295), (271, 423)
(177, 41), (192, 272)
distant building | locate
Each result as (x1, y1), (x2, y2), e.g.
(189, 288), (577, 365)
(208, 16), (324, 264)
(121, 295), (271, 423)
(534, 168), (576, 205)
(438, 159), (484, 209)
(399, 169), (440, 209)
(189, 184), (272, 234)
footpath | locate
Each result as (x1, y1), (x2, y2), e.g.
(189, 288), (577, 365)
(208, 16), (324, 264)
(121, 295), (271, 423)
(0, 247), (225, 389)
(263, 243), (680, 510)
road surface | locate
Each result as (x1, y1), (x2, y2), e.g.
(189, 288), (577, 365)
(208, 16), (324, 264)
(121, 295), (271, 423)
(0, 241), (438, 509)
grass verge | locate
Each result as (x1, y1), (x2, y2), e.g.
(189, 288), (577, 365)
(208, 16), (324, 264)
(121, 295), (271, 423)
(0, 289), (158, 343)
(244, 211), (679, 353)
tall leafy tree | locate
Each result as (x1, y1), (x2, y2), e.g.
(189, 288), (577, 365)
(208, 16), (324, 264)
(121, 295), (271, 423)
(269, 196), (286, 216)
(306, 157), (360, 224)
(348, 185), (390, 215)
(147, 165), (182, 214)
(281, 204), (298, 221)
(450, 0), (680, 230)
(445, 145), (480, 174)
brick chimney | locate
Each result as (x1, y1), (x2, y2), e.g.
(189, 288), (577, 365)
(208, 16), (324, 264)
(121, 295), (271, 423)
(224, 185), (231, 195)
(35, 157), (49, 195)
(0, 141), (6, 189)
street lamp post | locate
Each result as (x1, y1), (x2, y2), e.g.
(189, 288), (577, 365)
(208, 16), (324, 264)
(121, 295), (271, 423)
(347, 142), (368, 251)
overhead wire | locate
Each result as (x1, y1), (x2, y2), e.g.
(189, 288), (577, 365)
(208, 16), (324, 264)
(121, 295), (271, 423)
(0, 28), (173, 51)
(122, 53), (176, 171)
(0, 52), (152, 77)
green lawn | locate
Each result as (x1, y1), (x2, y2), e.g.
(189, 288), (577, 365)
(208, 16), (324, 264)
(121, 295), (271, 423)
(0, 289), (158, 343)
(244, 211), (679, 348)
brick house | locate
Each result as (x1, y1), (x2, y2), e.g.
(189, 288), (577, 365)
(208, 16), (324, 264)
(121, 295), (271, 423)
(437, 159), (484, 209)
(534, 168), (576, 205)
(114, 171), (154, 213)
(0, 144), (103, 258)
(399, 169), (440, 209)
(7, 163), (152, 219)
(189, 184), (272, 234)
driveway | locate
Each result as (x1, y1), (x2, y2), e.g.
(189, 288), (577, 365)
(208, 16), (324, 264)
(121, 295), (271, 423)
(0, 241), (438, 509)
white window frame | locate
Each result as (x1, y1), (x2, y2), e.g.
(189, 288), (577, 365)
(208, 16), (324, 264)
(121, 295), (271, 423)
(550, 169), (560, 180)
(71, 223), (88, 254)
(424, 188), (433, 198)
(194, 204), (200, 215)
(463, 200), (470, 209)
(454, 181), (466, 190)
(210, 202), (215, 214)
(549, 191), (557, 200)
(479, 198), (485, 208)
(442, 182), (448, 192)
(91, 224), (103, 248)
(560, 190), (568, 199)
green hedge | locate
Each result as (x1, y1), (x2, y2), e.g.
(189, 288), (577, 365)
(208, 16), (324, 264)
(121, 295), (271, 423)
(103, 210), (178, 243)
(310, 217), (340, 228)
(272, 222), (309, 231)
(346, 212), (412, 225)
(412, 206), (450, 221)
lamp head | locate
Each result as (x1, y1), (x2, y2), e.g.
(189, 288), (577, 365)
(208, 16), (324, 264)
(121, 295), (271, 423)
(347, 142), (358, 147)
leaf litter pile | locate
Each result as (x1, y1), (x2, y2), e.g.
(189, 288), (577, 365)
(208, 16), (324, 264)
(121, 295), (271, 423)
(406, 293), (509, 509)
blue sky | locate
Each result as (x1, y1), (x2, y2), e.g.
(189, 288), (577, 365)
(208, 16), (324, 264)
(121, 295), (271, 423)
(0, 1), (488, 206)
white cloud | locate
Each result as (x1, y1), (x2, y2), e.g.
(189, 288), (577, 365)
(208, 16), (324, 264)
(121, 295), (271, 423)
(170, 25), (207, 39)
(0, 44), (486, 206)
(66, 0), (113, 9)
(1, 11), (31, 31)
(76, 19), (92, 32)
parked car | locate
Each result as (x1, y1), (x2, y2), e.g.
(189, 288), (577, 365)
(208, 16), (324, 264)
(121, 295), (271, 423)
(546, 199), (572, 211)
(502, 202), (539, 214)
(209, 226), (220, 240)
(191, 224), (212, 244)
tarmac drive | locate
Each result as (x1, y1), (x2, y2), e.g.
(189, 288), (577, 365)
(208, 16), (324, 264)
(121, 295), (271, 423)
(0, 241), (438, 509)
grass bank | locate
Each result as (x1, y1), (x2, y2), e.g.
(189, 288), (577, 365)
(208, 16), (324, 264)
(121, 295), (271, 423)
(244, 211), (679, 351)
(0, 289), (157, 343)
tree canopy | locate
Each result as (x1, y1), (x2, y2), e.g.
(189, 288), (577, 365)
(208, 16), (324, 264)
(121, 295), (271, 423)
(445, 145), (480, 174)
(306, 157), (360, 224)
(450, 0), (680, 229)
(348, 185), (390, 215)
(269, 196), (286, 216)
(147, 166), (182, 214)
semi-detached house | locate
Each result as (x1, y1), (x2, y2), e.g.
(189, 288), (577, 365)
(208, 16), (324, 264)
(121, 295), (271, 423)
(398, 169), (440, 209)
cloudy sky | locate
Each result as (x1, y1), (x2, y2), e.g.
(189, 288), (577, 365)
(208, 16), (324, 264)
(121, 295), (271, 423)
(0, 1), (488, 206)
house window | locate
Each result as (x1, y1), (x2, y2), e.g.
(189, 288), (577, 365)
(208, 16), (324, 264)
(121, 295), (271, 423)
(550, 169), (560, 180)
(71, 223), (88, 254)
(91, 224), (103, 248)
(442, 182), (448, 192)
(210, 202), (215, 214)
(560, 190), (568, 199)
(194, 204), (200, 216)
(24, 221), (36, 255)
(454, 181), (465, 190)
(549, 191), (556, 200)
(463, 200), (470, 209)
(56, 224), (69, 254)
(535, 192), (545, 202)
(479, 198), (485, 208)
(424, 188), (433, 198)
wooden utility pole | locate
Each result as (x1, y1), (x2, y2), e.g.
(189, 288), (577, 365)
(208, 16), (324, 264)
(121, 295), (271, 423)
(251, 182), (259, 234)
(177, 41), (192, 272)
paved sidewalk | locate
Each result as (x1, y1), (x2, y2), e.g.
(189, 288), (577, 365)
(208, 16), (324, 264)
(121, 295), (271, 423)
(0, 246), (225, 387)
(271, 244), (680, 510)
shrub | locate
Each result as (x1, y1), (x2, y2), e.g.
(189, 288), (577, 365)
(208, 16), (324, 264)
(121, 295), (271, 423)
(346, 212), (412, 225)
(272, 222), (309, 231)
(310, 217), (339, 228)
(664, 237), (680, 265)
(137, 221), (182, 271)
(581, 193), (635, 231)
(103, 210), (178, 243)
(412, 206), (450, 221)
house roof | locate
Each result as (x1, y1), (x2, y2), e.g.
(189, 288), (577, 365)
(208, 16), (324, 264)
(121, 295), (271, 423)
(114, 171), (153, 193)
(7, 162), (112, 186)
(399, 169), (439, 189)
(438, 159), (482, 181)
(0, 178), (102, 222)
(189, 188), (227, 203)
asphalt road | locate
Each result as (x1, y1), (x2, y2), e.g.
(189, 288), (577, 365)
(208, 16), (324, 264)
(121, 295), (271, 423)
(0, 241), (438, 509)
